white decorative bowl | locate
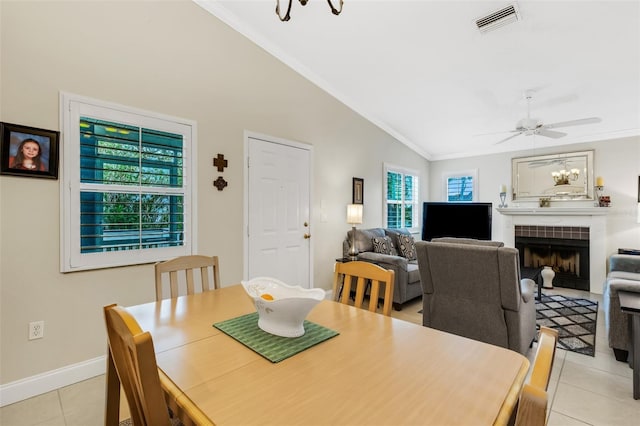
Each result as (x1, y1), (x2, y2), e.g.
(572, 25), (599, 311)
(241, 277), (325, 338)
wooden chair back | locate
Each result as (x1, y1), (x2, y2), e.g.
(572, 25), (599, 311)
(103, 304), (171, 425)
(514, 326), (559, 426)
(104, 304), (214, 426)
(154, 255), (220, 300)
(333, 261), (395, 316)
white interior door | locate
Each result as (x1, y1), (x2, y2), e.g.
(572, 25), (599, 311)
(247, 136), (311, 288)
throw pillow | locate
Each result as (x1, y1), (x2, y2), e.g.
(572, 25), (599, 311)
(372, 236), (398, 256)
(396, 234), (417, 260)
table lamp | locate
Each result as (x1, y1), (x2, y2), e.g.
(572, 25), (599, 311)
(347, 204), (363, 259)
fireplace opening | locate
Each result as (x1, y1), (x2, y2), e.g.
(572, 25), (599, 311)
(515, 226), (590, 291)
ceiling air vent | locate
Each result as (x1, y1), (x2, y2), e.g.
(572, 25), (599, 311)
(475, 4), (520, 34)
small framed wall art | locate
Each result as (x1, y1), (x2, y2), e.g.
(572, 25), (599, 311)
(0, 122), (60, 179)
(352, 177), (364, 204)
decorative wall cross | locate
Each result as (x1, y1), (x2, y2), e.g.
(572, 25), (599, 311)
(214, 176), (228, 191)
(213, 154), (228, 172)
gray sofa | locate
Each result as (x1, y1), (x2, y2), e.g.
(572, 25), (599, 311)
(342, 228), (422, 310)
(603, 254), (640, 361)
(415, 237), (537, 355)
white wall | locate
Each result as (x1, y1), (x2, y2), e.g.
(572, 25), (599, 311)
(429, 137), (640, 257)
(0, 0), (429, 393)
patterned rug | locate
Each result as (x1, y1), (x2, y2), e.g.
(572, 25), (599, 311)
(536, 294), (598, 357)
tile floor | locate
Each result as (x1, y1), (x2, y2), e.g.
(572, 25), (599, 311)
(1, 288), (639, 425)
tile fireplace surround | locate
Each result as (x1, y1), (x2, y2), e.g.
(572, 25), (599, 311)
(497, 207), (609, 294)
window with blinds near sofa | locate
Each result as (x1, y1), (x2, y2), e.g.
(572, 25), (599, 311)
(384, 164), (419, 233)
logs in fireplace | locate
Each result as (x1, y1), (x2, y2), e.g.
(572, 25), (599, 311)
(515, 225), (590, 291)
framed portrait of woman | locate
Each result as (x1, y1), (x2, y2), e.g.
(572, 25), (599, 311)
(0, 122), (60, 179)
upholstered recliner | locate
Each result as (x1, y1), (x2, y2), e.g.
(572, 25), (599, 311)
(603, 254), (640, 362)
(415, 238), (537, 355)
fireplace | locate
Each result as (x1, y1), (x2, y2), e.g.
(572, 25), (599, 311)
(497, 207), (608, 294)
(515, 225), (590, 290)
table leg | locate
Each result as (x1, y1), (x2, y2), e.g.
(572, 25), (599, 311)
(537, 273), (542, 301)
(632, 315), (640, 399)
(104, 349), (121, 426)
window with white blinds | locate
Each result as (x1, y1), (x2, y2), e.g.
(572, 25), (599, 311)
(384, 164), (419, 231)
(443, 169), (478, 202)
(61, 93), (196, 272)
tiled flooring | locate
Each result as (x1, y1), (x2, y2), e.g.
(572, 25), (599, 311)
(2, 288), (640, 425)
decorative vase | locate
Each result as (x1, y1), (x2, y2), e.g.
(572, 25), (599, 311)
(241, 277), (325, 337)
(541, 266), (555, 289)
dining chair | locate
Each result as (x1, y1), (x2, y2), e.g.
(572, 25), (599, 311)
(333, 261), (395, 316)
(103, 304), (214, 426)
(514, 326), (559, 426)
(154, 255), (220, 300)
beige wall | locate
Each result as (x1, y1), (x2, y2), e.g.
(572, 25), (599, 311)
(0, 1), (429, 385)
(429, 137), (640, 255)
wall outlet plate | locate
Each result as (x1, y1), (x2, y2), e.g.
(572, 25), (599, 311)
(29, 321), (44, 340)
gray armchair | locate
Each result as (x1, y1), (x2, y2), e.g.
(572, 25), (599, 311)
(415, 238), (537, 355)
(603, 254), (640, 361)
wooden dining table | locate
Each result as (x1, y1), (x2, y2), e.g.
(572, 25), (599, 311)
(105, 284), (530, 425)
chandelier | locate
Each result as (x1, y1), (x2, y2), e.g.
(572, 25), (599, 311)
(276, 0), (344, 21)
(551, 168), (580, 186)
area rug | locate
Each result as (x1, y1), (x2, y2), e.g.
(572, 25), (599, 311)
(535, 294), (598, 357)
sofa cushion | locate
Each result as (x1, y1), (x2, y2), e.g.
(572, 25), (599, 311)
(372, 236), (398, 256)
(396, 234), (417, 260)
(608, 271), (640, 281)
(347, 228), (385, 253)
(407, 260), (420, 284)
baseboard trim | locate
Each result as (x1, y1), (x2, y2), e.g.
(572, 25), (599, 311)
(0, 356), (106, 407)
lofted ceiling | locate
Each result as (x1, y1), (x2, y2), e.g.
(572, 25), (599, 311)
(195, 0), (640, 160)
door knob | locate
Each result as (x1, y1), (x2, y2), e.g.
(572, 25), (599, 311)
(304, 233), (311, 239)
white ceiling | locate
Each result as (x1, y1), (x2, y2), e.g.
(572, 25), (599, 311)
(195, 0), (640, 160)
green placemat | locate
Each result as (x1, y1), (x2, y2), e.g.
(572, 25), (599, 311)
(213, 312), (339, 363)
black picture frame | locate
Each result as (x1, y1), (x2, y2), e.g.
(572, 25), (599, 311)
(352, 177), (364, 204)
(0, 122), (59, 179)
(638, 176), (640, 202)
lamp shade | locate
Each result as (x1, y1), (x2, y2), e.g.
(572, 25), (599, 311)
(347, 204), (363, 225)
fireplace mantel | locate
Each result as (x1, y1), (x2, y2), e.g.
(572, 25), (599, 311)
(497, 207), (608, 294)
(497, 207), (609, 216)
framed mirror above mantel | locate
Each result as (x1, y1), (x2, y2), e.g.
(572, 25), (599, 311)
(511, 150), (595, 202)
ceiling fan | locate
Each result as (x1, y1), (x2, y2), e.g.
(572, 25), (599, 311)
(494, 91), (602, 145)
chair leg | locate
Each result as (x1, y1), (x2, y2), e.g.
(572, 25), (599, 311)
(613, 348), (629, 362)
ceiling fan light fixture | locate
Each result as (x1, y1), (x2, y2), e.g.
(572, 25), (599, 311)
(475, 3), (521, 34)
(517, 117), (540, 130)
(492, 90), (601, 145)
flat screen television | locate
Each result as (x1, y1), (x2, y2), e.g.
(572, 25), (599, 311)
(422, 202), (492, 241)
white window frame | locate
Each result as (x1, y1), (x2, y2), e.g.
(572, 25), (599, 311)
(383, 163), (420, 233)
(59, 92), (197, 272)
(443, 169), (478, 202)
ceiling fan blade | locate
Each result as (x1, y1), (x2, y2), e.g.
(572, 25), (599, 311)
(544, 117), (602, 129)
(494, 132), (523, 145)
(474, 129), (520, 137)
(536, 129), (567, 139)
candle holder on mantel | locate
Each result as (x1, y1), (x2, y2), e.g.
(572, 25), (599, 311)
(498, 184), (508, 208)
(595, 185), (604, 206)
(499, 192), (508, 208)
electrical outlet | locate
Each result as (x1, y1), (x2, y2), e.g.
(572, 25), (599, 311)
(29, 321), (44, 340)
